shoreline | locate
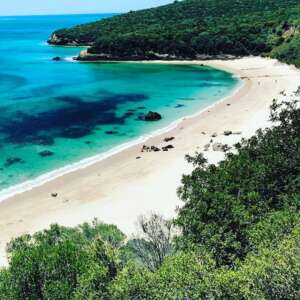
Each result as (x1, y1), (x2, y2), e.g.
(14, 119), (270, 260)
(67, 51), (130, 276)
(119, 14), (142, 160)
(0, 71), (243, 203)
(0, 57), (299, 266)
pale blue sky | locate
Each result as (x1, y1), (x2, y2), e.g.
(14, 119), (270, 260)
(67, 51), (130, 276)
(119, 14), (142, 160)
(0, 0), (173, 16)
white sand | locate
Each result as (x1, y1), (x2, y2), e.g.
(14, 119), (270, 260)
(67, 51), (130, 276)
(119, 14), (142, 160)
(0, 57), (299, 266)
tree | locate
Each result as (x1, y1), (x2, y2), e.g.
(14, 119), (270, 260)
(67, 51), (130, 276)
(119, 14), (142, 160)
(176, 100), (300, 265)
(128, 213), (178, 271)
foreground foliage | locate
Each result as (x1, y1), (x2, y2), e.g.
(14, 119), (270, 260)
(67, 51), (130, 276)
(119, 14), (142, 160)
(50, 0), (300, 65)
(0, 100), (299, 299)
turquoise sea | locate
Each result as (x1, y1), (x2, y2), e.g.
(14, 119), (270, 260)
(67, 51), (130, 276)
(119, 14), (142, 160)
(0, 14), (240, 195)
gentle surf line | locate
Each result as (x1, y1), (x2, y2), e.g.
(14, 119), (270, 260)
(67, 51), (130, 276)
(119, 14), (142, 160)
(0, 74), (243, 202)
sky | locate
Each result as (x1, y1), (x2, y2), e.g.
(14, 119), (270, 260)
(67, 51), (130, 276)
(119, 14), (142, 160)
(0, 0), (173, 16)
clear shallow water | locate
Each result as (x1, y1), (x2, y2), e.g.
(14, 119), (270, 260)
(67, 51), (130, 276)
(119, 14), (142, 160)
(0, 14), (240, 192)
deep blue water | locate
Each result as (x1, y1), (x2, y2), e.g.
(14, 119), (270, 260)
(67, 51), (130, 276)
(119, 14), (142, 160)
(0, 14), (240, 192)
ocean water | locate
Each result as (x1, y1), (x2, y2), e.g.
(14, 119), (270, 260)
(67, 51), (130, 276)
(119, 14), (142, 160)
(0, 14), (240, 194)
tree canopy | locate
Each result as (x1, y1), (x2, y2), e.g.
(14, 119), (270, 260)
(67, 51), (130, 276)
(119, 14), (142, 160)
(49, 0), (300, 66)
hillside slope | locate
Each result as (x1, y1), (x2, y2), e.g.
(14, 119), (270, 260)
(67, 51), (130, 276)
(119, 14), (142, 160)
(1, 99), (300, 299)
(49, 0), (300, 65)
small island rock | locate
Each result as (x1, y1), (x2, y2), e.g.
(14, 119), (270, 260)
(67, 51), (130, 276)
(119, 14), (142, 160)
(144, 111), (162, 121)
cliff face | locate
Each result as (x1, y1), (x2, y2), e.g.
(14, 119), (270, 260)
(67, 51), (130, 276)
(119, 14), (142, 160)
(48, 33), (93, 46)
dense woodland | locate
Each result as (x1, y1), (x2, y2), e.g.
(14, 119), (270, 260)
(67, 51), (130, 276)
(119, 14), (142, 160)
(0, 98), (299, 298)
(49, 0), (300, 66)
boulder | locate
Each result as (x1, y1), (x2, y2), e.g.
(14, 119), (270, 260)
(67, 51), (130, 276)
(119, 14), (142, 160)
(151, 146), (161, 152)
(211, 132), (218, 138)
(164, 137), (175, 142)
(52, 56), (61, 61)
(162, 145), (174, 151)
(144, 111), (162, 121)
(141, 145), (150, 152)
(141, 145), (161, 152)
(224, 130), (233, 136)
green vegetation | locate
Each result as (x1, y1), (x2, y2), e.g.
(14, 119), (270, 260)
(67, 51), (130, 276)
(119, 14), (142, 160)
(1, 98), (299, 299)
(49, 0), (300, 65)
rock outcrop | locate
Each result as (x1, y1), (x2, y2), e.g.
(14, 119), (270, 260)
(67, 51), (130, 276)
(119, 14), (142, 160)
(144, 111), (162, 121)
(224, 130), (233, 136)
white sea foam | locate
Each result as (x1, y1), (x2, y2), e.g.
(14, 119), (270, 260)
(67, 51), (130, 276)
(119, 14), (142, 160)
(64, 56), (78, 62)
(0, 76), (243, 203)
(39, 42), (49, 46)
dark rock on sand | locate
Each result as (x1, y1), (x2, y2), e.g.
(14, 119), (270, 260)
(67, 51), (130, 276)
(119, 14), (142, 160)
(164, 137), (175, 142)
(141, 145), (161, 152)
(51, 193), (58, 197)
(141, 145), (150, 152)
(224, 130), (233, 136)
(39, 150), (54, 157)
(151, 146), (160, 152)
(162, 145), (174, 151)
(144, 111), (162, 121)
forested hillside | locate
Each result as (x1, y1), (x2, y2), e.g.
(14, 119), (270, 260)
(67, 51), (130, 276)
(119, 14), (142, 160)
(49, 0), (300, 66)
(1, 99), (299, 299)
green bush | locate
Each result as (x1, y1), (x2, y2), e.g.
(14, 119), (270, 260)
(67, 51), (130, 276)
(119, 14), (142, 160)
(176, 100), (300, 265)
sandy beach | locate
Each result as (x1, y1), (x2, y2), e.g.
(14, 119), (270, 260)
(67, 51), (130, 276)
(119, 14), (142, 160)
(0, 56), (299, 266)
